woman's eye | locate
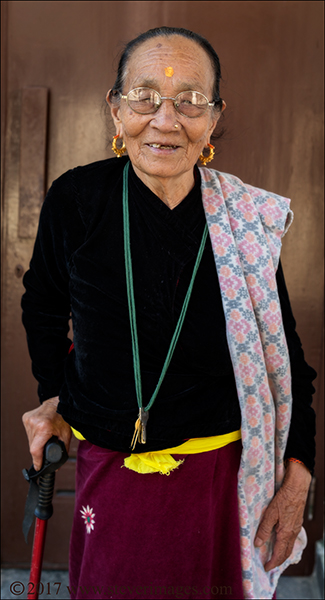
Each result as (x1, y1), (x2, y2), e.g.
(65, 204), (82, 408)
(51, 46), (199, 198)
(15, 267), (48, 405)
(137, 95), (156, 104)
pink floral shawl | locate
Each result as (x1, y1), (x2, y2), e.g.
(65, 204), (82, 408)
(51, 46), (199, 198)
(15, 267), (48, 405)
(200, 167), (307, 599)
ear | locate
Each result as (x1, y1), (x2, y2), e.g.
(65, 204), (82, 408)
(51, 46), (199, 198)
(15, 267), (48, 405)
(106, 90), (123, 137)
(206, 100), (226, 144)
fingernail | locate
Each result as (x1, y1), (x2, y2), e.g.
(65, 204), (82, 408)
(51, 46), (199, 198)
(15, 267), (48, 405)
(255, 537), (264, 547)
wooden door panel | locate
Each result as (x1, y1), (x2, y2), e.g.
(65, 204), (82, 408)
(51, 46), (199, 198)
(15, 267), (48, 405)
(19, 87), (48, 239)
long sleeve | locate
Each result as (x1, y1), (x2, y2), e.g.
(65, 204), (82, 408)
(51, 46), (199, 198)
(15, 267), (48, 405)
(277, 261), (317, 473)
(21, 170), (86, 402)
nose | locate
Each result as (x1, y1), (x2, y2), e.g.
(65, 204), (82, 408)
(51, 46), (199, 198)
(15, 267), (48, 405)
(149, 98), (179, 132)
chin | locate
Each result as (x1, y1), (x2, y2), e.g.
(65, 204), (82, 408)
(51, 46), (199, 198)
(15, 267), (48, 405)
(137, 159), (189, 180)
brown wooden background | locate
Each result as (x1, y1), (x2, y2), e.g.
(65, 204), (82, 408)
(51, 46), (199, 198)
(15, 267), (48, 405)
(1, 0), (323, 573)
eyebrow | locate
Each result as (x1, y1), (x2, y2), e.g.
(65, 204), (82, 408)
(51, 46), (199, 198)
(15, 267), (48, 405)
(130, 77), (206, 93)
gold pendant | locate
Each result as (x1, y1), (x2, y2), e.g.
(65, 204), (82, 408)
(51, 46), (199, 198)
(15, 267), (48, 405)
(130, 408), (149, 450)
(130, 417), (141, 451)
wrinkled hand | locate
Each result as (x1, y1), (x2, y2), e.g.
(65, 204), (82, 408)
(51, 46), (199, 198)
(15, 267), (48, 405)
(254, 461), (311, 571)
(22, 396), (72, 471)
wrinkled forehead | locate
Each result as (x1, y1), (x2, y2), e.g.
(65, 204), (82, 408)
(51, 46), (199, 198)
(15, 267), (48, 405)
(123, 36), (215, 94)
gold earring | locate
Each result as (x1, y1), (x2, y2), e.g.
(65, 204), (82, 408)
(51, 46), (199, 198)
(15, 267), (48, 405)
(199, 143), (215, 166)
(112, 135), (126, 158)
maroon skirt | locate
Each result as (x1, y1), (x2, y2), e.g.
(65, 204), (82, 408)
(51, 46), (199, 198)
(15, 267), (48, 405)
(69, 439), (244, 600)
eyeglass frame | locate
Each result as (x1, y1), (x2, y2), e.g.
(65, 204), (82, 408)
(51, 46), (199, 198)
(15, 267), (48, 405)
(120, 87), (216, 118)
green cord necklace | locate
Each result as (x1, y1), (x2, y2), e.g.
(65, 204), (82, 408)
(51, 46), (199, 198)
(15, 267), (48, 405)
(123, 161), (208, 450)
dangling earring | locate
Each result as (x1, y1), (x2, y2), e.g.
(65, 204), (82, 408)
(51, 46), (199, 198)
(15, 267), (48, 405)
(112, 134), (126, 158)
(199, 143), (215, 166)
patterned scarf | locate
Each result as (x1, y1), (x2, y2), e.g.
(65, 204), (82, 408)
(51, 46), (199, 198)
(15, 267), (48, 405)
(199, 167), (307, 599)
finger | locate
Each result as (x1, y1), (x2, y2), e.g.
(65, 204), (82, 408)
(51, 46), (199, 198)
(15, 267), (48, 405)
(30, 431), (56, 470)
(264, 529), (299, 571)
(264, 542), (287, 571)
(29, 423), (60, 469)
(33, 424), (72, 469)
(264, 532), (296, 571)
(254, 503), (278, 547)
(29, 428), (53, 466)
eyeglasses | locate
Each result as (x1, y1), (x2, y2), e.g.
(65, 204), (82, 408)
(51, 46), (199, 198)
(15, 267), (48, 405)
(120, 87), (215, 118)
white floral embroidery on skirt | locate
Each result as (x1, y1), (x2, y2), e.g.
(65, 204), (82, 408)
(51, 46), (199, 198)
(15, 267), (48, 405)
(80, 505), (95, 534)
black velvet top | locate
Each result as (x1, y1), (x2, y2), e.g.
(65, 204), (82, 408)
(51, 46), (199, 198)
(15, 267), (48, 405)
(21, 156), (316, 471)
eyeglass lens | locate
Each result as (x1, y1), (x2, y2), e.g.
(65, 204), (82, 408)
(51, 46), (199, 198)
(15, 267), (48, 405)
(126, 88), (209, 117)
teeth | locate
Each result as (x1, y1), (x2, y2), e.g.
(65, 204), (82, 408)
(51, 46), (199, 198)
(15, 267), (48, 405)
(149, 144), (177, 149)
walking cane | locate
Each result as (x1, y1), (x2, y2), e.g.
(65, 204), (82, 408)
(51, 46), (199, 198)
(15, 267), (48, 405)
(23, 436), (68, 600)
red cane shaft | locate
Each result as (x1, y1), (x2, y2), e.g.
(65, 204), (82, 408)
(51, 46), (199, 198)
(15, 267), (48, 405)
(28, 518), (48, 600)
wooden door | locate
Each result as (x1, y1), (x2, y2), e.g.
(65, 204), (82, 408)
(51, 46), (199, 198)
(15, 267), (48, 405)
(1, 0), (323, 571)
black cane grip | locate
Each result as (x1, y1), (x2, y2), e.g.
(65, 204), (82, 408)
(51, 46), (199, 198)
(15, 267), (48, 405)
(23, 436), (68, 484)
(34, 472), (55, 520)
(34, 437), (68, 521)
(44, 436), (65, 464)
(40, 435), (68, 473)
(22, 437), (69, 539)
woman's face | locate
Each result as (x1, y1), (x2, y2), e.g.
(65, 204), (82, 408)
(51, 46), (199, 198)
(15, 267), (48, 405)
(108, 36), (225, 183)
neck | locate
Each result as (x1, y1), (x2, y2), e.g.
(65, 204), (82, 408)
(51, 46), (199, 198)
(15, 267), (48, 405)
(132, 166), (195, 210)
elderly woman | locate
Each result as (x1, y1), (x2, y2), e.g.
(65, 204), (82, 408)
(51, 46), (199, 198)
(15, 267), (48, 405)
(22, 26), (316, 600)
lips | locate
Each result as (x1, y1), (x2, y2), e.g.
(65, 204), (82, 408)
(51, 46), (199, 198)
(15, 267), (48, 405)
(147, 143), (179, 149)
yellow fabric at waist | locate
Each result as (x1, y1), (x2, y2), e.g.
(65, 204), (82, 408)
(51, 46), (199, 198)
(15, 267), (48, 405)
(71, 427), (241, 475)
(71, 427), (87, 441)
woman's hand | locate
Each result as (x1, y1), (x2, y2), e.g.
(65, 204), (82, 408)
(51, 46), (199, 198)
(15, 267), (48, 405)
(254, 461), (312, 571)
(22, 396), (72, 471)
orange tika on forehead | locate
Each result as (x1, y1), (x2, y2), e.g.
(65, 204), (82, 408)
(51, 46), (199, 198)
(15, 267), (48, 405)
(164, 66), (174, 77)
